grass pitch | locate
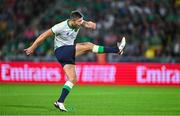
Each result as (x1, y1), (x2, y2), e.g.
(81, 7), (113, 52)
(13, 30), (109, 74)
(0, 84), (180, 115)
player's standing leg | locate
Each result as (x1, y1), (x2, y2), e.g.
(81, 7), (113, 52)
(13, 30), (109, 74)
(54, 64), (76, 112)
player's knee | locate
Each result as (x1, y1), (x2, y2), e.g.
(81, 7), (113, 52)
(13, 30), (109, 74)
(69, 77), (77, 84)
(84, 42), (94, 50)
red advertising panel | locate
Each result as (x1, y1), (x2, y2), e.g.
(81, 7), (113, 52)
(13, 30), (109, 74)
(0, 62), (179, 86)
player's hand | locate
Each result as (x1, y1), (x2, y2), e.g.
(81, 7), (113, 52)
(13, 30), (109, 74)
(24, 46), (34, 56)
(85, 21), (96, 29)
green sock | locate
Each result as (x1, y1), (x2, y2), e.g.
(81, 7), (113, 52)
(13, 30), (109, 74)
(92, 45), (104, 53)
(92, 45), (119, 53)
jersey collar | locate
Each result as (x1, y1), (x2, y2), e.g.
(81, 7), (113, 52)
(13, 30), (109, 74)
(67, 19), (74, 29)
(67, 19), (79, 32)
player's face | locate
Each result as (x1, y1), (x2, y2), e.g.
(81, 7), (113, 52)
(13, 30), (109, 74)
(73, 18), (83, 27)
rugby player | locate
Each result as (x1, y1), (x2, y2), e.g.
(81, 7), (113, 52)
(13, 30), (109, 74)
(24, 10), (126, 112)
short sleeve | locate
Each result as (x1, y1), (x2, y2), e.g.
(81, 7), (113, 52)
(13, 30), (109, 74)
(51, 23), (63, 35)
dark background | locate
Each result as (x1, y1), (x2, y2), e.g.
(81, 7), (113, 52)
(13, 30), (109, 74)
(0, 0), (179, 62)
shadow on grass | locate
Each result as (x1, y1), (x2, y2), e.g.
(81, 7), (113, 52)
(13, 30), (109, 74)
(1, 104), (75, 114)
(1, 104), (56, 112)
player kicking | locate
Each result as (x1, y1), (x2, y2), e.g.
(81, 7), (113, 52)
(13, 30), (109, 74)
(24, 10), (126, 112)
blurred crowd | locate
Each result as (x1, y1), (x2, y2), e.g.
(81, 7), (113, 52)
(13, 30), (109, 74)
(0, 0), (180, 62)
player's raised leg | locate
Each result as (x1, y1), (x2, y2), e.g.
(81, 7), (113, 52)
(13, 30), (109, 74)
(54, 64), (77, 112)
(75, 42), (94, 56)
(75, 37), (126, 56)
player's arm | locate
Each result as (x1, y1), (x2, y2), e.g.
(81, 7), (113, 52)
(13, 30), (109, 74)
(24, 29), (53, 55)
(81, 20), (96, 29)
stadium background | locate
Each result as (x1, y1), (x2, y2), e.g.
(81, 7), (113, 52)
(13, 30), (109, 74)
(0, 0), (180, 115)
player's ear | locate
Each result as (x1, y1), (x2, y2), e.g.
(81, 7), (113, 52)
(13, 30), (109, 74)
(71, 19), (76, 23)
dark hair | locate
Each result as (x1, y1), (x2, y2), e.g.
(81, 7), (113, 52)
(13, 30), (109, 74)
(70, 10), (83, 19)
